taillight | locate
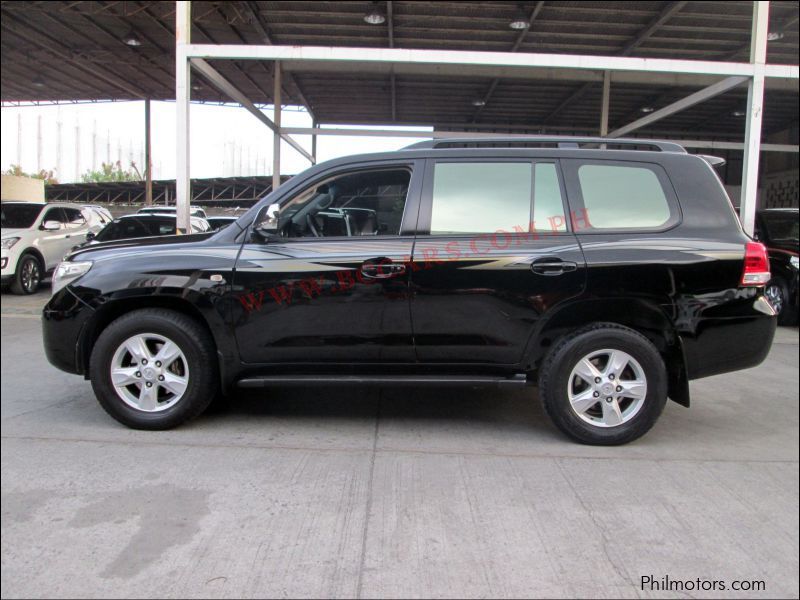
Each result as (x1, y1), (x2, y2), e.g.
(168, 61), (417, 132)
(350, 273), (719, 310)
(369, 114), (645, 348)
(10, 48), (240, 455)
(741, 241), (770, 286)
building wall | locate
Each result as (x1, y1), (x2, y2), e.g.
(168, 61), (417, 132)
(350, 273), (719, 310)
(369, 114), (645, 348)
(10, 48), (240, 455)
(1, 175), (45, 202)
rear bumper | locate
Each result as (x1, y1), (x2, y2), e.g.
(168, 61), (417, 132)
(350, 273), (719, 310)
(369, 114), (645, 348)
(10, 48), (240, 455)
(42, 287), (94, 375)
(682, 310), (777, 380)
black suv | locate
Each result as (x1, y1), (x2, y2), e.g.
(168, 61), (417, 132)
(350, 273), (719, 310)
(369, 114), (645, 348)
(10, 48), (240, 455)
(42, 138), (777, 445)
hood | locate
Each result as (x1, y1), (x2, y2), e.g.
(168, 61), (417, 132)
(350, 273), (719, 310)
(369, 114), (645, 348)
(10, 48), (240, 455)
(1, 228), (29, 238)
(68, 231), (216, 261)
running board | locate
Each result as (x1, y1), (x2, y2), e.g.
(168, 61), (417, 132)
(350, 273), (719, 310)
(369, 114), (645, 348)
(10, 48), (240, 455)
(237, 374), (529, 389)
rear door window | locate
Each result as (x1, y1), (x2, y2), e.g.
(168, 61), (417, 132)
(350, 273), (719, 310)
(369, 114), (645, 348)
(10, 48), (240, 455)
(424, 161), (568, 235)
(563, 160), (679, 232)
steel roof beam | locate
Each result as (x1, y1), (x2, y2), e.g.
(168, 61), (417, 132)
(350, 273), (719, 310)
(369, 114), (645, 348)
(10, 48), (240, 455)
(471, 1), (545, 121)
(279, 126), (798, 153)
(183, 44), (798, 79)
(542, 1), (687, 124)
(239, 0), (317, 121)
(608, 76), (749, 138)
(190, 57), (313, 163)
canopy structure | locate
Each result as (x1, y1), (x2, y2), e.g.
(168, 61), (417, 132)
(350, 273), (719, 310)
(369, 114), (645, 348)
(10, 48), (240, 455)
(2, 1), (798, 233)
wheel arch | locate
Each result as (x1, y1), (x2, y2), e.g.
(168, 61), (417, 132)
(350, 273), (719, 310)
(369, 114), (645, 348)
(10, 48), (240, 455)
(18, 247), (46, 272)
(524, 297), (690, 407)
(77, 295), (237, 391)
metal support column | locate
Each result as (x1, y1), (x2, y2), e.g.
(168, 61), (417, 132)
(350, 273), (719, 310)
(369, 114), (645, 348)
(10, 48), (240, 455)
(600, 71), (610, 136)
(272, 60), (281, 191)
(145, 98), (153, 206)
(740, 0), (769, 235)
(175, 0), (191, 233)
(311, 119), (317, 165)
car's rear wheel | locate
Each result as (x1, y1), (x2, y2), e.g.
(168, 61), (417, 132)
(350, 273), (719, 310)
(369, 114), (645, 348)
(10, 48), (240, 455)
(765, 277), (797, 326)
(10, 253), (42, 295)
(89, 308), (219, 429)
(538, 323), (668, 445)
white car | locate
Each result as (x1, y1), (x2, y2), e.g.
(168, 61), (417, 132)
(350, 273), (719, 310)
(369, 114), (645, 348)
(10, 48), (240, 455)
(82, 205), (114, 230)
(1, 201), (94, 294)
(137, 205), (208, 219)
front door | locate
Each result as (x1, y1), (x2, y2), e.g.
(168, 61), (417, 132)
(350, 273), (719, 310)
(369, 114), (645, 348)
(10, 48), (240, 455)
(410, 158), (586, 366)
(233, 163), (422, 365)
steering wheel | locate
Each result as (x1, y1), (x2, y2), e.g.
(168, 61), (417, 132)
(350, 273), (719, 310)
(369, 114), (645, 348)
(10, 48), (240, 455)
(306, 214), (321, 237)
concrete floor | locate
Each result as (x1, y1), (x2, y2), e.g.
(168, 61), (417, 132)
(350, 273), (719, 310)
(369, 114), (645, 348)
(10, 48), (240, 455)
(2, 288), (798, 599)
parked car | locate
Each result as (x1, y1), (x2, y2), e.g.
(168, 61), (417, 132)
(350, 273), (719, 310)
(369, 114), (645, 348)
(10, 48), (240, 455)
(81, 205), (113, 232)
(206, 216), (239, 231)
(756, 208), (799, 325)
(73, 213), (211, 250)
(1, 201), (93, 294)
(83, 204), (114, 223)
(42, 137), (777, 444)
(138, 205), (208, 219)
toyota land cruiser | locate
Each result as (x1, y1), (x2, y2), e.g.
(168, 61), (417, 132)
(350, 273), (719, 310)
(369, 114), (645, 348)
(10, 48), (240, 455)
(42, 137), (777, 445)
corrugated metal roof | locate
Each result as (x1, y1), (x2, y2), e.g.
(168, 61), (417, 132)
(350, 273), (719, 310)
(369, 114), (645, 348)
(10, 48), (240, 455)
(1, 1), (797, 139)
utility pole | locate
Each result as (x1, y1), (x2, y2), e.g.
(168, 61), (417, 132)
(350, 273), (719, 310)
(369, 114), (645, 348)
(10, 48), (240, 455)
(16, 113), (22, 166)
(36, 115), (42, 172)
(75, 120), (81, 181)
(56, 116), (63, 179)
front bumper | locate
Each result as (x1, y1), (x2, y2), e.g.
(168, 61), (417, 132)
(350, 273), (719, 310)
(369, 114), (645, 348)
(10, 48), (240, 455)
(42, 287), (95, 375)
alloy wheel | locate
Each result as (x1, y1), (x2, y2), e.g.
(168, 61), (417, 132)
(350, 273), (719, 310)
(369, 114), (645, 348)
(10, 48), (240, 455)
(110, 333), (189, 412)
(765, 283), (784, 315)
(567, 349), (648, 428)
(21, 258), (40, 293)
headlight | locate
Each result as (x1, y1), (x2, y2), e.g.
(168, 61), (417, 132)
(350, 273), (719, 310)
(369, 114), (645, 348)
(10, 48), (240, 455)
(52, 261), (92, 295)
(791, 256), (799, 270)
(1, 237), (20, 249)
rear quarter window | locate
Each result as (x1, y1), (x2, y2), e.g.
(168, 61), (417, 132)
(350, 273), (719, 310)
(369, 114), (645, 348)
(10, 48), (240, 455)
(563, 160), (680, 232)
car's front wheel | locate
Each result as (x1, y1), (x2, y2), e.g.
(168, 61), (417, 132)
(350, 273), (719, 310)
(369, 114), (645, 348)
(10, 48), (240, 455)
(538, 323), (668, 445)
(10, 253), (42, 295)
(89, 308), (219, 429)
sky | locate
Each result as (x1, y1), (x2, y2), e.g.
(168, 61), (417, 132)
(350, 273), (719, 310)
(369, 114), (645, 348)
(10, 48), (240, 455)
(0, 101), (431, 183)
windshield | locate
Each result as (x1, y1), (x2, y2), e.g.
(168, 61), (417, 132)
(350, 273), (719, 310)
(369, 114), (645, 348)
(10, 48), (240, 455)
(1, 204), (43, 229)
(95, 217), (176, 242)
(761, 212), (799, 243)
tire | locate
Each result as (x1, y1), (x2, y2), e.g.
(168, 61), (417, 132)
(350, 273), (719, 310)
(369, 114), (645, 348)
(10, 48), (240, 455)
(765, 278), (798, 326)
(89, 308), (219, 429)
(10, 253), (42, 295)
(538, 323), (668, 445)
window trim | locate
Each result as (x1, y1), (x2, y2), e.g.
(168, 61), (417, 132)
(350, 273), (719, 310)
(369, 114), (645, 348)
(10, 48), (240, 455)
(249, 160), (424, 244)
(416, 158), (572, 237)
(561, 158), (682, 234)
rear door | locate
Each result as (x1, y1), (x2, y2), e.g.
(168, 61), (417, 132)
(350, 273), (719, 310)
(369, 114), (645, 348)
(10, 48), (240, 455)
(410, 158), (586, 366)
(61, 207), (90, 252)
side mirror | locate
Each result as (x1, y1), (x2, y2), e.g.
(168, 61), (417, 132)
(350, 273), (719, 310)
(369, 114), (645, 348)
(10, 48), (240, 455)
(254, 203), (281, 237)
(42, 220), (61, 231)
(85, 231), (96, 241)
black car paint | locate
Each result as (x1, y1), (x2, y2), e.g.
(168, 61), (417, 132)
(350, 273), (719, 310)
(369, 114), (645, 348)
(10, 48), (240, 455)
(43, 146), (777, 406)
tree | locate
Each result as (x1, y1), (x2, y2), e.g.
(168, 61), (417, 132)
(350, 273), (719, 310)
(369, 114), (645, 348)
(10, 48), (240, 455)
(2, 164), (59, 185)
(80, 161), (142, 183)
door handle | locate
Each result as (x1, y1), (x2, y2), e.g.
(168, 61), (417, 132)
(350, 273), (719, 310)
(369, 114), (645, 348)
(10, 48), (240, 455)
(361, 261), (406, 279)
(530, 259), (578, 276)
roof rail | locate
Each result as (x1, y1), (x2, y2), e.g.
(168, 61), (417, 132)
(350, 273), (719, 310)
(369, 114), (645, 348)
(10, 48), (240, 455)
(402, 136), (687, 153)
